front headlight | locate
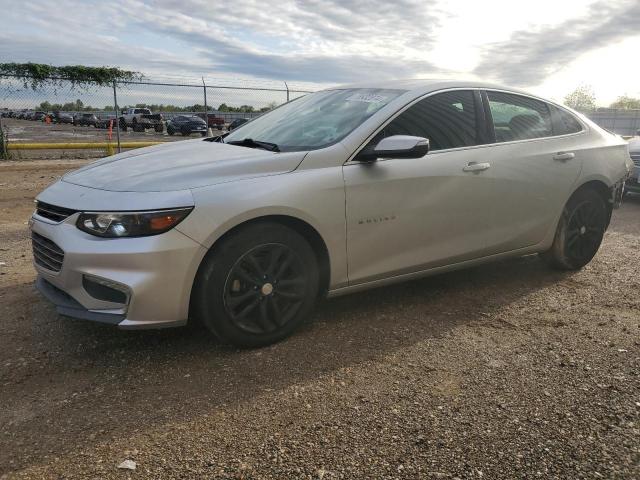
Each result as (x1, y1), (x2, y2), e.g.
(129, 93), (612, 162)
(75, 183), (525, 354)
(76, 208), (193, 238)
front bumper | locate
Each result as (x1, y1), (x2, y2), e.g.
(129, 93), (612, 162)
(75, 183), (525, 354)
(31, 212), (207, 329)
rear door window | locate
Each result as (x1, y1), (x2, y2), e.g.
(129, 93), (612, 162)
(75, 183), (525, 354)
(487, 91), (552, 142)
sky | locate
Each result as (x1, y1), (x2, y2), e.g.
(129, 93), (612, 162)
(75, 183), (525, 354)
(1, 0), (639, 106)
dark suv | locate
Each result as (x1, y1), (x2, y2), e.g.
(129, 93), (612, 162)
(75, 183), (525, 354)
(74, 113), (99, 127)
(166, 115), (208, 136)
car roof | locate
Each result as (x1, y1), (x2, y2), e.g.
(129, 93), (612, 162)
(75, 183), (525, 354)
(327, 78), (535, 98)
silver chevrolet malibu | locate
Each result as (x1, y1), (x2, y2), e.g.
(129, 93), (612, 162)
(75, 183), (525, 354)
(31, 80), (632, 346)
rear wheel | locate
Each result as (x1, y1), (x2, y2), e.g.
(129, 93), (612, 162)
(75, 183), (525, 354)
(154, 124), (164, 133)
(545, 188), (608, 270)
(191, 222), (319, 347)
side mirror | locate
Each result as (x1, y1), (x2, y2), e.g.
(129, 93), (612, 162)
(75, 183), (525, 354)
(357, 135), (430, 162)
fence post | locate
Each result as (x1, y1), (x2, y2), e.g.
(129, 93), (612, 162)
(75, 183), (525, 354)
(112, 80), (121, 153)
(203, 77), (212, 136)
(0, 112), (8, 160)
(284, 81), (289, 102)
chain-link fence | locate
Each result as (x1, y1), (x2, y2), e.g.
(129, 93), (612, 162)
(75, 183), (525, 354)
(587, 108), (640, 137)
(3, 73), (638, 160)
(0, 74), (313, 159)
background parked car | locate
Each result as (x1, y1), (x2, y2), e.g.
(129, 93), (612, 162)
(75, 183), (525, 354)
(203, 113), (225, 130)
(52, 112), (74, 124)
(74, 113), (99, 127)
(166, 115), (208, 136)
(32, 111), (47, 121)
(228, 118), (249, 131)
(119, 108), (164, 132)
(625, 131), (640, 194)
(94, 115), (117, 129)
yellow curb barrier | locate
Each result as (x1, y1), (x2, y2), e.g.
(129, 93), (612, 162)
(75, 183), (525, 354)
(7, 142), (165, 150)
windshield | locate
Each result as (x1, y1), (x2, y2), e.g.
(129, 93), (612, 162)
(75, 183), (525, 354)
(224, 88), (405, 152)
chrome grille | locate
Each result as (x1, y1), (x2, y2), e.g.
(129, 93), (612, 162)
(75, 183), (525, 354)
(35, 201), (77, 223)
(630, 153), (640, 167)
(31, 232), (64, 272)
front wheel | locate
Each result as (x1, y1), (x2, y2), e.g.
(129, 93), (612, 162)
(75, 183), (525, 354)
(191, 223), (319, 347)
(544, 188), (608, 270)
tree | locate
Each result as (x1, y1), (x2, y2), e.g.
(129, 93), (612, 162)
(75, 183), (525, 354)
(0, 63), (142, 90)
(609, 95), (640, 110)
(564, 86), (596, 112)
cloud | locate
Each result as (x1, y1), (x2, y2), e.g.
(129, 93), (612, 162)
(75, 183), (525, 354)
(473, 0), (640, 86)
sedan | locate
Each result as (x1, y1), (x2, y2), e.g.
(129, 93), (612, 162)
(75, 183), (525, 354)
(228, 117), (248, 131)
(167, 115), (208, 136)
(31, 80), (632, 347)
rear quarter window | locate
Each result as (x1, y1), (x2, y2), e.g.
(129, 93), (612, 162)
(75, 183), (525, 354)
(550, 106), (583, 135)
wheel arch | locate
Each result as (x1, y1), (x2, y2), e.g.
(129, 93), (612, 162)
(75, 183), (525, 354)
(570, 179), (613, 227)
(192, 214), (331, 301)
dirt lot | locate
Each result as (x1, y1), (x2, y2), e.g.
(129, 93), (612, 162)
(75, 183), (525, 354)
(0, 159), (639, 479)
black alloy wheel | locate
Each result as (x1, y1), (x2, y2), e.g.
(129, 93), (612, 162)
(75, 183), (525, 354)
(192, 222), (319, 347)
(545, 188), (608, 270)
(564, 199), (605, 264)
(223, 243), (307, 335)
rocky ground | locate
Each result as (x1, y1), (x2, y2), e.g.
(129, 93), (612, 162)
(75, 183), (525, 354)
(0, 159), (638, 479)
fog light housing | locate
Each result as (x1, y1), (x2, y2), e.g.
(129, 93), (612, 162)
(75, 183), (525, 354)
(82, 275), (130, 304)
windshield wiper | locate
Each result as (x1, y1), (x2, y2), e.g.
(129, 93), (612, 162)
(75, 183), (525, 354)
(225, 138), (280, 152)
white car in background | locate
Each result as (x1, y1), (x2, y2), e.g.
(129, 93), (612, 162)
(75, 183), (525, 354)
(625, 130), (640, 194)
(31, 80), (632, 347)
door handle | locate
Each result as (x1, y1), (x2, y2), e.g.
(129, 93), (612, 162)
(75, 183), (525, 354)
(553, 152), (575, 161)
(462, 162), (491, 172)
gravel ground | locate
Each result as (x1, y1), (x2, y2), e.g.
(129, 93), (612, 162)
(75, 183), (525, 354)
(0, 159), (638, 479)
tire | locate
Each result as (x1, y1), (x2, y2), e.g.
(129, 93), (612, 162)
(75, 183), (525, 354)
(133, 120), (144, 132)
(154, 124), (164, 133)
(119, 118), (127, 131)
(191, 222), (319, 347)
(544, 188), (608, 270)
(217, 125), (223, 131)
(200, 132), (207, 137)
(167, 126), (175, 136)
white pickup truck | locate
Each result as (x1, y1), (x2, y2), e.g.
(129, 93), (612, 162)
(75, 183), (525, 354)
(119, 108), (164, 133)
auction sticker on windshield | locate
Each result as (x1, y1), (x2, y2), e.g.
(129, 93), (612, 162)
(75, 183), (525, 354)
(345, 93), (390, 103)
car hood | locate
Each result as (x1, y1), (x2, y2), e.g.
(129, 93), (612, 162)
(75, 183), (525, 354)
(62, 139), (307, 192)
